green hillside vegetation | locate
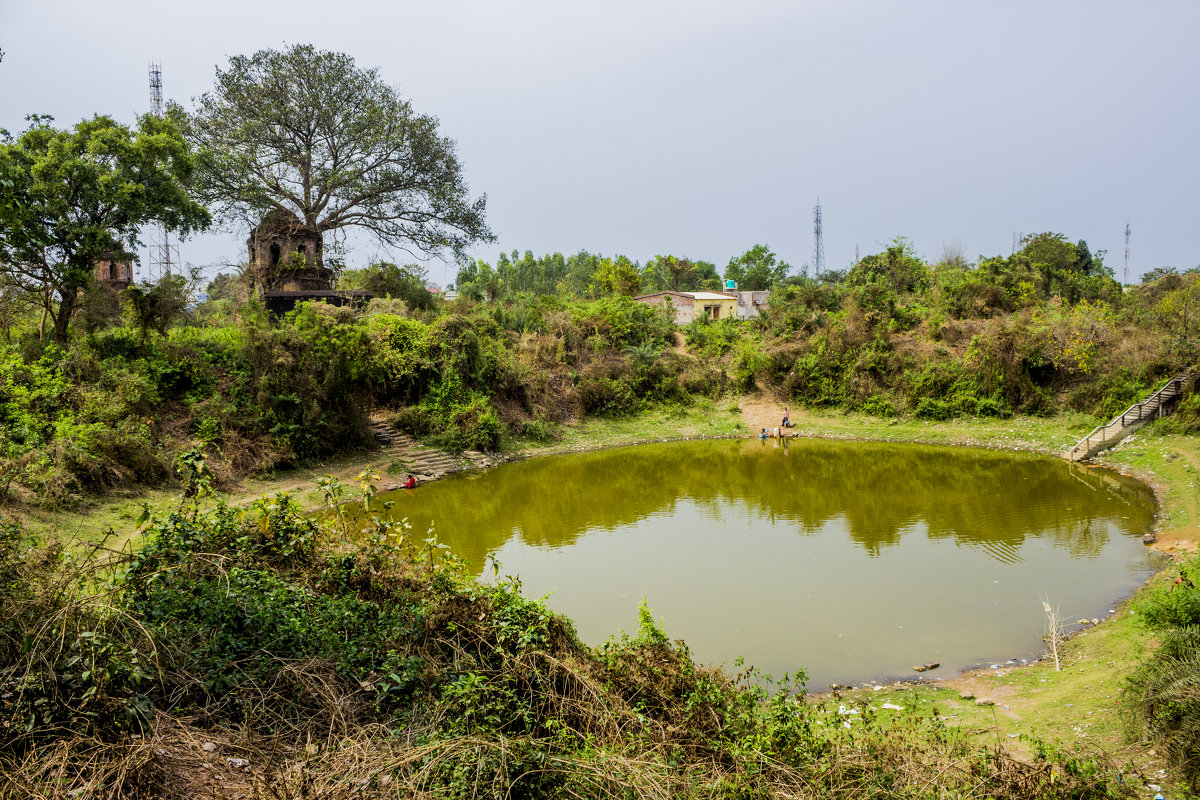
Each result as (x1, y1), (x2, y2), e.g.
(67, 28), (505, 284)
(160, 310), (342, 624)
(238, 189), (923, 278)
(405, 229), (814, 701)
(3, 235), (1199, 508)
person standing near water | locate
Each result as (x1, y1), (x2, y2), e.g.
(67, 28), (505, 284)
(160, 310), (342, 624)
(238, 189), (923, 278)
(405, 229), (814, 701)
(782, 406), (791, 428)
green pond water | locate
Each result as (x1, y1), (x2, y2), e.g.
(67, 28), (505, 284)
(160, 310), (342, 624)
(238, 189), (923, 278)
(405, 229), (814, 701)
(381, 438), (1161, 688)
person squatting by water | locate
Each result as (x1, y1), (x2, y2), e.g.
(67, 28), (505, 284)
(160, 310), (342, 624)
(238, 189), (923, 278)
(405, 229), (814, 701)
(782, 406), (792, 428)
(760, 428), (769, 440)
(402, 474), (417, 489)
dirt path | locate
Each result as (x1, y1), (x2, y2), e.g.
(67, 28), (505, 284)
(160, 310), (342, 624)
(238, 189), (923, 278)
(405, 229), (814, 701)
(669, 330), (688, 356)
(738, 393), (789, 433)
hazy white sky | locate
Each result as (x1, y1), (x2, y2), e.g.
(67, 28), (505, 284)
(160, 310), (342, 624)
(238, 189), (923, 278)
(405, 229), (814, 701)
(1, 0), (1197, 285)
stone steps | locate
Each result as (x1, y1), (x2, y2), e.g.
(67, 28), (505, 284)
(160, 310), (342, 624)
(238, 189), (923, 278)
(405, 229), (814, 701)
(367, 415), (469, 483)
(1065, 374), (1191, 461)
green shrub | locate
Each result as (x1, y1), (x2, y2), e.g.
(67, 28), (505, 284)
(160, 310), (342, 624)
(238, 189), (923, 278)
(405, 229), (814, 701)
(860, 394), (897, 418)
(123, 495), (427, 716)
(972, 395), (1012, 418)
(1124, 626), (1200, 789)
(1135, 564), (1200, 630)
(428, 397), (502, 452)
(913, 397), (954, 420)
(731, 337), (768, 392)
(517, 419), (559, 443)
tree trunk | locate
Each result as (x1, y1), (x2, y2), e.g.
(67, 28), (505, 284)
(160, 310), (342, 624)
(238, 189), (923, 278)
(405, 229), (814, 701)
(51, 287), (76, 344)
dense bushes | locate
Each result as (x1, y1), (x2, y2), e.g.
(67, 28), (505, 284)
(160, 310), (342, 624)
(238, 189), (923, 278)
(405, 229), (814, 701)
(754, 253), (1189, 422)
(2, 239), (1197, 504)
(1126, 560), (1200, 789)
(0, 291), (696, 504)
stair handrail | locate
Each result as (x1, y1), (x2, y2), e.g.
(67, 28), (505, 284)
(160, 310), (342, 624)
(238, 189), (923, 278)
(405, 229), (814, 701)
(1068, 373), (1191, 459)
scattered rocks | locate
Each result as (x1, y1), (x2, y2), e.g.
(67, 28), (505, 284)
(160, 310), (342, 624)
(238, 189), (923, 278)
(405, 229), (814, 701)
(923, 662), (940, 670)
(912, 665), (926, 672)
(1144, 532), (1158, 544)
(201, 742), (217, 753)
(959, 690), (975, 700)
(975, 698), (996, 707)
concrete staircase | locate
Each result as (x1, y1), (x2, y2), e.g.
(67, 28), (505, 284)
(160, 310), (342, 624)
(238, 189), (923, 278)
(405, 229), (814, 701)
(367, 413), (466, 483)
(1065, 374), (1191, 461)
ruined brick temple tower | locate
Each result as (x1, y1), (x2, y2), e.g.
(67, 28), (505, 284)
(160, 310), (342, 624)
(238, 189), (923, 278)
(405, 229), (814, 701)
(93, 255), (133, 289)
(246, 210), (368, 313)
(246, 209), (332, 293)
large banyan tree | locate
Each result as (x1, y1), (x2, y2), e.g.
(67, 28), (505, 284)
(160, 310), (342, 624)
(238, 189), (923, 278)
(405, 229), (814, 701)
(183, 44), (492, 261)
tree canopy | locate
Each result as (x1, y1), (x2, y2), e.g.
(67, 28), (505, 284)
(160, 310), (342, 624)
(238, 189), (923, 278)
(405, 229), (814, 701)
(847, 237), (929, 294)
(0, 114), (209, 343)
(643, 255), (721, 293)
(340, 261), (435, 310)
(724, 244), (791, 291)
(590, 256), (642, 296)
(185, 44), (492, 259)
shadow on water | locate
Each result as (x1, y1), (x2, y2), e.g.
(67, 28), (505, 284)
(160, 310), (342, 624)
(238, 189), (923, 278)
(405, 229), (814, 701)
(379, 438), (1160, 686)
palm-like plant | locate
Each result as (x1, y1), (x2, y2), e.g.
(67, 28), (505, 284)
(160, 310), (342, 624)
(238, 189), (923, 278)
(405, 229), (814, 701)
(1124, 626), (1200, 788)
(622, 341), (663, 364)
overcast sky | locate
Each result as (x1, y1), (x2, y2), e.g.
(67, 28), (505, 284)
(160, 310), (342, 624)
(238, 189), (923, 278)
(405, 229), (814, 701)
(2, 0), (1197, 286)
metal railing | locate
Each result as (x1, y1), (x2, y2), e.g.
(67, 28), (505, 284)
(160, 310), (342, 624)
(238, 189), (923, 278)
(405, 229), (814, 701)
(1068, 374), (1189, 460)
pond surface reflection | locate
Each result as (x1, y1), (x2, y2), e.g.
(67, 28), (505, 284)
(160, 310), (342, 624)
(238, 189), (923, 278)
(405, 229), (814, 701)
(383, 438), (1161, 687)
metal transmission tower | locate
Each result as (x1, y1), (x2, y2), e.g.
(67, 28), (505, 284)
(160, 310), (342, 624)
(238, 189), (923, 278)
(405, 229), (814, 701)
(144, 62), (178, 282)
(149, 62), (163, 116)
(812, 199), (825, 277)
(1124, 222), (1132, 283)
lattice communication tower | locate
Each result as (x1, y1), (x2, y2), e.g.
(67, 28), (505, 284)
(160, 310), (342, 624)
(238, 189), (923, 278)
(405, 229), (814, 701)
(1124, 222), (1132, 284)
(812, 199), (825, 276)
(149, 62), (163, 116)
(145, 62), (178, 282)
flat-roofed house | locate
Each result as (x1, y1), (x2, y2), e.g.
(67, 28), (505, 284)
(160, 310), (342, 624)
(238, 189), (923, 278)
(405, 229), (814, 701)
(733, 290), (771, 319)
(633, 290), (738, 324)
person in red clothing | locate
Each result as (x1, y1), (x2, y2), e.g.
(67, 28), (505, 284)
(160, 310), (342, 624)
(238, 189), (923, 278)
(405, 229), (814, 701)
(401, 474), (417, 489)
